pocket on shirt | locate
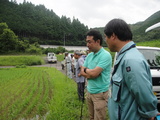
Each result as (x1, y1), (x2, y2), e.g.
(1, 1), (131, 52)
(112, 74), (122, 102)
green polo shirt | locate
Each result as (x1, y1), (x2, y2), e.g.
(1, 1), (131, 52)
(83, 47), (112, 94)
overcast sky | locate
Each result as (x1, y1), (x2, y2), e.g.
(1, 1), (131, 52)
(15, 0), (160, 28)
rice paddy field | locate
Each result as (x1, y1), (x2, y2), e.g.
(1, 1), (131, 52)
(0, 67), (89, 120)
(0, 51), (121, 120)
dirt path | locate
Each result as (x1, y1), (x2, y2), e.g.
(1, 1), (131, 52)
(33, 61), (66, 74)
(0, 61), (76, 81)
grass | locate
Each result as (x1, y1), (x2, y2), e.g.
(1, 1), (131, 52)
(0, 67), (90, 120)
(0, 39), (159, 119)
(0, 55), (45, 66)
(46, 68), (89, 120)
(56, 54), (65, 61)
(136, 39), (160, 47)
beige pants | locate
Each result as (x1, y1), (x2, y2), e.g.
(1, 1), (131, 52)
(86, 91), (108, 120)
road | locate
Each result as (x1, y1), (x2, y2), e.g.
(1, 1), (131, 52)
(0, 61), (65, 75)
(33, 61), (76, 81)
(0, 61), (76, 80)
(0, 62), (61, 69)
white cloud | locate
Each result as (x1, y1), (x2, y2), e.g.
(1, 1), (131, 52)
(16, 0), (160, 28)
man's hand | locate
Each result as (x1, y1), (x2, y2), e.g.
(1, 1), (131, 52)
(78, 73), (81, 77)
(148, 117), (154, 120)
(80, 66), (103, 79)
(80, 66), (88, 78)
(148, 113), (160, 120)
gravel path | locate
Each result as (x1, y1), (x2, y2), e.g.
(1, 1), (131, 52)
(34, 61), (76, 81)
(0, 61), (76, 81)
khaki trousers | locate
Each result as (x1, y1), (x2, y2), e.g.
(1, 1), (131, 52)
(86, 91), (108, 120)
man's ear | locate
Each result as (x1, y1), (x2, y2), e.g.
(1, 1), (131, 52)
(96, 39), (100, 44)
(111, 33), (117, 41)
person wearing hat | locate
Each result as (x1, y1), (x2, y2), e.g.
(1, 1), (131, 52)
(81, 51), (87, 60)
(74, 50), (86, 102)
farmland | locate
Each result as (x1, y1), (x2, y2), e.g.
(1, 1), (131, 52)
(0, 55), (45, 66)
(0, 40), (159, 119)
(136, 39), (160, 47)
(0, 67), (89, 120)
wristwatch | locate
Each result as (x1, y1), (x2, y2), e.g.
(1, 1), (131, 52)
(84, 68), (88, 73)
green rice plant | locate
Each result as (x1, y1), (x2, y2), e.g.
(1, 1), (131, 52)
(0, 67), (90, 120)
(0, 68), (46, 119)
(0, 66), (109, 120)
(45, 68), (89, 120)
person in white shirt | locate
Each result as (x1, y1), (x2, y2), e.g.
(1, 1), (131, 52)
(65, 52), (72, 79)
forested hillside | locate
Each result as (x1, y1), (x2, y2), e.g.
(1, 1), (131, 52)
(95, 11), (160, 43)
(0, 0), (88, 46)
(0, 0), (160, 46)
(131, 10), (160, 42)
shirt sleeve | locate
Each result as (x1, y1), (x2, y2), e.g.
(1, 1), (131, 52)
(79, 57), (84, 67)
(97, 52), (112, 70)
(124, 59), (158, 118)
(83, 54), (89, 67)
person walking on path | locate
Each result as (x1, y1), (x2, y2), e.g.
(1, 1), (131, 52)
(80, 29), (112, 120)
(104, 18), (158, 120)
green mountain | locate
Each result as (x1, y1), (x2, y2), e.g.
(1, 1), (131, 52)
(0, 0), (159, 46)
(95, 10), (160, 43)
(131, 10), (160, 42)
(0, 0), (88, 46)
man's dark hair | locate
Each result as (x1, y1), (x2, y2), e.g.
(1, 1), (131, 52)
(65, 52), (68, 56)
(104, 19), (132, 41)
(86, 29), (103, 45)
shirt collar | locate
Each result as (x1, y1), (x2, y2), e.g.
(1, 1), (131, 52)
(117, 41), (135, 59)
(93, 47), (103, 56)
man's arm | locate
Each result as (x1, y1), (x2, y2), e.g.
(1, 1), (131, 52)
(125, 60), (158, 118)
(80, 66), (103, 79)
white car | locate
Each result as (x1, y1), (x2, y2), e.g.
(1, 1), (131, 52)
(47, 53), (57, 63)
(138, 46), (160, 103)
(113, 46), (160, 103)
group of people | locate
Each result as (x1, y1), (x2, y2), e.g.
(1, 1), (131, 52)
(66, 19), (159, 120)
(64, 49), (87, 102)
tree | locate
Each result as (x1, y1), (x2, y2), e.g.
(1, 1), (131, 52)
(17, 40), (30, 52)
(0, 23), (19, 53)
(25, 44), (42, 55)
(56, 46), (66, 54)
(0, 0), (89, 46)
(0, 23), (8, 34)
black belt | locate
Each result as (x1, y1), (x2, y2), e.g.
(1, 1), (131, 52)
(67, 62), (70, 63)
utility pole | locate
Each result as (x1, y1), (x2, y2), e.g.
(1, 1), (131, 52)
(64, 33), (65, 47)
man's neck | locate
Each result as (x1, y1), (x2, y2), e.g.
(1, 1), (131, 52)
(78, 55), (81, 59)
(94, 46), (102, 53)
(117, 41), (131, 52)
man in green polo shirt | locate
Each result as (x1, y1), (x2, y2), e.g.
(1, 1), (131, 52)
(80, 29), (112, 120)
